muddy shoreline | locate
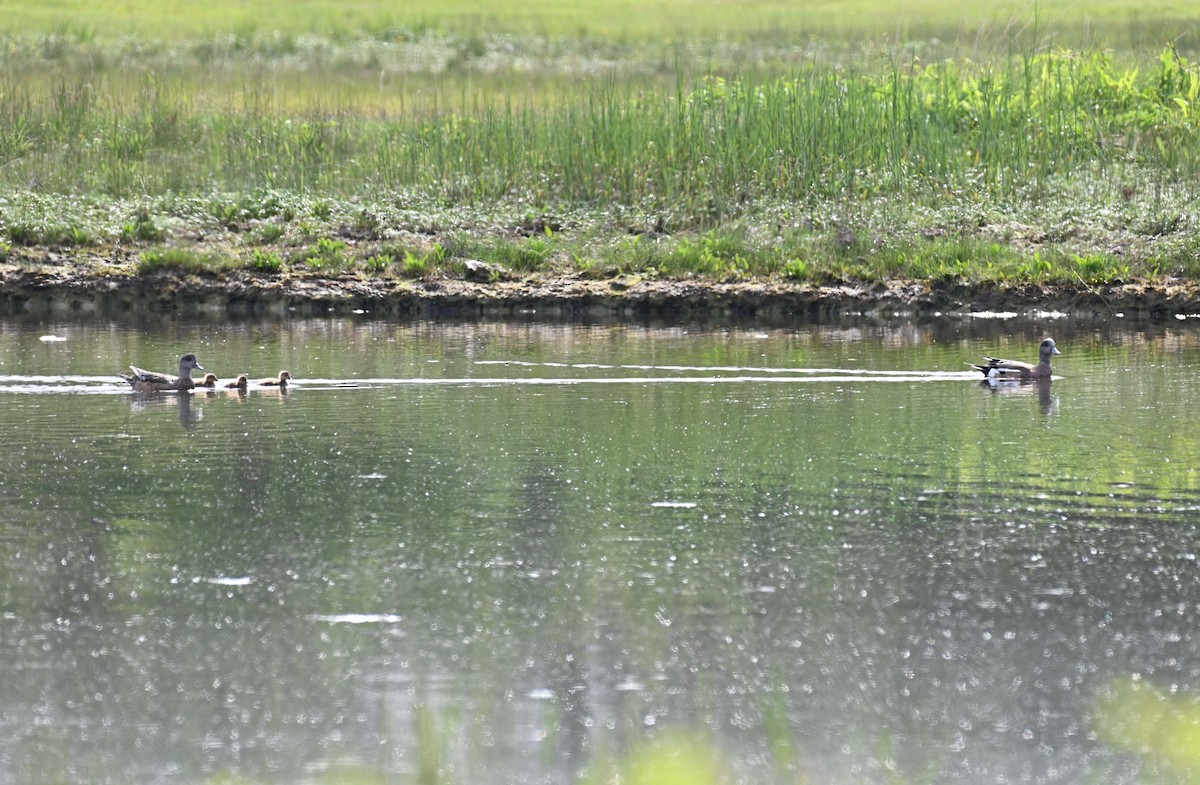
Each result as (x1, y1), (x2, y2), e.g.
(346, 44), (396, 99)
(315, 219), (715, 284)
(2, 264), (1199, 322)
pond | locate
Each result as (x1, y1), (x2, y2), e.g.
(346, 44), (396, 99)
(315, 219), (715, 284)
(1, 314), (1199, 785)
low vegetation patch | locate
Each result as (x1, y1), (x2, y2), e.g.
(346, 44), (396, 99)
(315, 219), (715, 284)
(137, 246), (238, 275)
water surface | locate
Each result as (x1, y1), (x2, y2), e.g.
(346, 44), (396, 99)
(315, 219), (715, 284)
(1, 316), (1198, 785)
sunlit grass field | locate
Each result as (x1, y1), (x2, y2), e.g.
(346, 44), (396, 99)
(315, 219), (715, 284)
(1, 0), (1200, 284)
(2, 0), (1197, 43)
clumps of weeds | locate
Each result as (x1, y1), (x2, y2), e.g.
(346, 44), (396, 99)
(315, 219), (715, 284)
(447, 32), (489, 69)
(310, 200), (334, 220)
(1135, 211), (1186, 238)
(513, 232), (556, 271)
(138, 245), (237, 274)
(248, 248), (284, 273)
(402, 251), (432, 277)
(120, 208), (165, 243)
(434, 234), (528, 277)
(298, 237), (350, 272)
(580, 226), (782, 280)
(339, 208), (383, 240)
(1154, 235), (1200, 277)
(254, 222), (286, 244)
(782, 259), (810, 280)
(800, 231), (1135, 286)
(8, 222), (93, 247)
(209, 191), (295, 230)
(597, 233), (666, 275)
(443, 229), (557, 273)
(1010, 251), (1056, 282)
(658, 230), (758, 279)
(365, 242), (448, 278)
(402, 243), (447, 278)
(295, 220), (319, 241)
(572, 255), (610, 279)
(5, 222), (41, 247)
(210, 200), (247, 230)
(1073, 253), (1132, 283)
(364, 253), (395, 274)
(514, 214), (563, 237)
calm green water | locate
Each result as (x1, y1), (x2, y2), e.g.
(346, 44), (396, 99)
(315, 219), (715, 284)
(2, 316), (1200, 785)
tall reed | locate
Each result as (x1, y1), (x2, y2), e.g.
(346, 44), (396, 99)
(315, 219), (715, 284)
(0, 46), (1197, 221)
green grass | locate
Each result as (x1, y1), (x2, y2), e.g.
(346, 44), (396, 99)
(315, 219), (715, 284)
(2, 1), (1200, 288)
(1, 0), (1197, 44)
(299, 237), (350, 272)
(3, 48), (1199, 205)
(137, 246), (239, 274)
(249, 248), (284, 272)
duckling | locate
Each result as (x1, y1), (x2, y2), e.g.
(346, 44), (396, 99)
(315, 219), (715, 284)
(195, 373), (220, 388)
(224, 374), (249, 390)
(259, 370), (292, 387)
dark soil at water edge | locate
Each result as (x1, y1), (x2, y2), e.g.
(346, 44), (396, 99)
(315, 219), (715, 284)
(2, 265), (1199, 323)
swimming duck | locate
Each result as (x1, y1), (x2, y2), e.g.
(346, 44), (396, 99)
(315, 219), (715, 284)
(259, 371), (292, 387)
(968, 338), (1060, 381)
(118, 353), (204, 392)
(195, 373), (219, 388)
(224, 374), (249, 390)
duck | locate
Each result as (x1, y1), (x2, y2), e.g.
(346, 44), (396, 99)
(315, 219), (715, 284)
(195, 373), (220, 388)
(258, 371), (292, 387)
(968, 338), (1060, 381)
(224, 374), (249, 390)
(118, 353), (204, 392)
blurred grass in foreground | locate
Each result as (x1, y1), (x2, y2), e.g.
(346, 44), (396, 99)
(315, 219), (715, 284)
(1096, 678), (1200, 782)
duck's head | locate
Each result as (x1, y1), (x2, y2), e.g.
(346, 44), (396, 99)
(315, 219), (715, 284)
(180, 353), (204, 372)
(1039, 338), (1060, 361)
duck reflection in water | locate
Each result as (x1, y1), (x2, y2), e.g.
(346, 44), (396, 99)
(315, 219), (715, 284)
(127, 391), (202, 429)
(255, 385), (290, 400)
(982, 376), (1058, 415)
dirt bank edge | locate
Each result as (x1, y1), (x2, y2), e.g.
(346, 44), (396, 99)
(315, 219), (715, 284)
(3, 265), (1198, 321)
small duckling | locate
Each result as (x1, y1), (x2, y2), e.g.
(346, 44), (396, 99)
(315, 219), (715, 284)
(195, 373), (220, 389)
(259, 371), (292, 387)
(224, 374), (249, 390)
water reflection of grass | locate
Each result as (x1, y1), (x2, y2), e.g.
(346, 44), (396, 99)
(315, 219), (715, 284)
(1096, 678), (1200, 778)
(583, 730), (724, 785)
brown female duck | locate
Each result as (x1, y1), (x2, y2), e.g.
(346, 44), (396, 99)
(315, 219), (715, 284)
(118, 353), (205, 392)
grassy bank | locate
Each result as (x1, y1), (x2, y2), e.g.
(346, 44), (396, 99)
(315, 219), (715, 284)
(1, 2), (1200, 291)
(2, 0), (1197, 45)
